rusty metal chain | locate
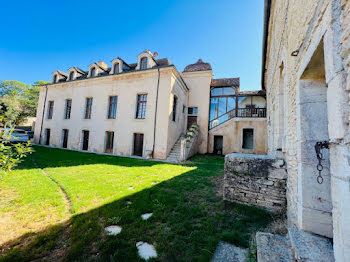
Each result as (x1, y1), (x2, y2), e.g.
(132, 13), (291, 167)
(314, 141), (329, 184)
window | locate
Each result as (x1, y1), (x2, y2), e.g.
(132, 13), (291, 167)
(113, 63), (119, 74)
(84, 98), (93, 119)
(90, 67), (96, 77)
(188, 107), (198, 116)
(105, 131), (114, 153)
(209, 87), (236, 128)
(69, 71), (74, 80)
(187, 107), (198, 129)
(136, 94), (147, 119)
(172, 96), (177, 122)
(64, 99), (72, 119)
(108, 96), (118, 119)
(210, 87), (235, 96)
(45, 128), (50, 145)
(47, 101), (54, 119)
(242, 129), (254, 150)
(53, 75), (57, 83)
(62, 129), (69, 148)
(140, 57), (147, 70)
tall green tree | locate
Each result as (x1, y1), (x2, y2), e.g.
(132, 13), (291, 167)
(0, 80), (49, 125)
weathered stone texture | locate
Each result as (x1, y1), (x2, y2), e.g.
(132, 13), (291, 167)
(256, 232), (294, 262)
(265, 0), (350, 260)
(224, 153), (287, 212)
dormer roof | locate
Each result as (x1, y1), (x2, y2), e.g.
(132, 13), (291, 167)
(55, 70), (68, 77)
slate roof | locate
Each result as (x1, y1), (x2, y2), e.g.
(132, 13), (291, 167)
(74, 67), (87, 75)
(239, 90), (266, 96)
(183, 59), (212, 72)
(59, 58), (172, 83)
(211, 78), (240, 87)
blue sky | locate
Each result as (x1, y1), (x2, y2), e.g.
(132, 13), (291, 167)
(0, 0), (264, 91)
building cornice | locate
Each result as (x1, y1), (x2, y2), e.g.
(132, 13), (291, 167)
(40, 65), (188, 91)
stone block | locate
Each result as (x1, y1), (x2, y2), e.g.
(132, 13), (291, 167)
(256, 232), (293, 262)
(211, 241), (247, 262)
(268, 168), (288, 179)
(297, 205), (333, 238)
(298, 163), (332, 212)
(288, 227), (334, 262)
(299, 102), (329, 142)
(327, 73), (348, 140)
(298, 81), (327, 104)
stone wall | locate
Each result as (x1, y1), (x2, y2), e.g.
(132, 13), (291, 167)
(264, 0), (350, 259)
(224, 153), (287, 212)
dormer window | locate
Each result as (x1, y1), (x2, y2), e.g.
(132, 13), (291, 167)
(90, 67), (96, 77)
(69, 71), (74, 80)
(140, 57), (148, 70)
(113, 63), (119, 74)
(53, 75), (57, 83)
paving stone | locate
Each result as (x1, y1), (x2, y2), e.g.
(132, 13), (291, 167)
(136, 241), (157, 260)
(211, 241), (247, 262)
(105, 225), (122, 236)
(288, 227), (334, 262)
(141, 213), (153, 220)
(256, 232), (293, 262)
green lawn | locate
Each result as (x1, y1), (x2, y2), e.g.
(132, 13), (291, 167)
(0, 146), (271, 261)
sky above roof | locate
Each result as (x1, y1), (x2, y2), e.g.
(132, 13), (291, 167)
(0, 0), (264, 91)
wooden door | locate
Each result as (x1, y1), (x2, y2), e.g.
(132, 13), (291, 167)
(105, 131), (114, 153)
(133, 133), (144, 156)
(187, 116), (197, 129)
(62, 129), (68, 148)
(45, 129), (50, 145)
(82, 131), (89, 151)
(213, 136), (223, 155)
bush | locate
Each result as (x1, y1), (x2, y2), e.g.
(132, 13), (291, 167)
(0, 117), (33, 173)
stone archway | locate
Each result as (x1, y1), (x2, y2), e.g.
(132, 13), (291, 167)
(296, 39), (333, 238)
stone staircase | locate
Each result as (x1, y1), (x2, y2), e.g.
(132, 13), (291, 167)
(256, 227), (334, 262)
(166, 137), (182, 163)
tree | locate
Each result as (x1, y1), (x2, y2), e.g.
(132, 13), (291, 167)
(0, 80), (49, 125)
(0, 116), (33, 175)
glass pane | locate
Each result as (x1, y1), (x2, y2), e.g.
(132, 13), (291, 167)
(223, 87), (235, 95)
(227, 97), (236, 111)
(218, 97), (226, 116)
(252, 96), (266, 108)
(238, 96), (251, 108)
(211, 88), (222, 96)
(210, 98), (218, 120)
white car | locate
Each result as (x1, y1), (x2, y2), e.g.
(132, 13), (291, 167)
(0, 128), (29, 143)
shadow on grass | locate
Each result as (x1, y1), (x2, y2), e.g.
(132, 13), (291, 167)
(1, 148), (271, 262)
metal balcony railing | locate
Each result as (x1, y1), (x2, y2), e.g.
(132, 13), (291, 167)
(209, 108), (266, 129)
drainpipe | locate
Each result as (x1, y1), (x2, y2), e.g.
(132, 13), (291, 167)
(38, 86), (48, 144)
(152, 68), (161, 158)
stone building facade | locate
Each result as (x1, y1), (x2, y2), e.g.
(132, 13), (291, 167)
(34, 50), (267, 160)
(262, 0), (350, 260)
